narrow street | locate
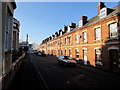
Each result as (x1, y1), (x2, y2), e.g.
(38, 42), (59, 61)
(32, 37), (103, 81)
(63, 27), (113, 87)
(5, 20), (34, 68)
(8, 54), (120, 89)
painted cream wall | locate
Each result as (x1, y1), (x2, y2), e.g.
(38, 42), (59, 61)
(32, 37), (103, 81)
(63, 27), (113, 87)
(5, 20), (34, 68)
(0, 2), (16, 89)
(2, 2), (14, 76)
(0, 2), (2, 90)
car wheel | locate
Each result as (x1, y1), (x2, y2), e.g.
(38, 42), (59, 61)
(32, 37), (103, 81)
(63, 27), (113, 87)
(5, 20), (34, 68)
(74, 64), (77, 67)
(58, 61), (61, 64)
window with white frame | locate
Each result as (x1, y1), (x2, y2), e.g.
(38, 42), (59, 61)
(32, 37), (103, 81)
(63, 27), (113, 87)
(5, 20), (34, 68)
(83, 31), (87, 42)
(100, 7), (107, 19)
(95, 48), (103, 66)
(69, 36), (72, 45)
(65, 37), (67, 45)
(75, 35), (79, 43)
(79, 20), (83, 27)
(95, 27), (101, 40)
(109, 23), (118, 38)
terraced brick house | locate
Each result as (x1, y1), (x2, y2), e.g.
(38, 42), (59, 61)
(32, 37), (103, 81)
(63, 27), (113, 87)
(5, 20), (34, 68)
(39, 2), (120, 73)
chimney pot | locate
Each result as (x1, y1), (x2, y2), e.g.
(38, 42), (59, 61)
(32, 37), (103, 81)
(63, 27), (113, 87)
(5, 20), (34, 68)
(80, 16), (87, 21)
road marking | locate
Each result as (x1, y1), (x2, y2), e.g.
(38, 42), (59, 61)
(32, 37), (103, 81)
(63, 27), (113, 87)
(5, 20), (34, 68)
(32, 60), (49, 90)
(29, 55), (49, 90)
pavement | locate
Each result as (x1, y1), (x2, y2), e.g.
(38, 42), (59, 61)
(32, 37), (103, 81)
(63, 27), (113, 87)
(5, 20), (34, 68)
(7, 54), (120, 89)
(7, 55), (46, 90)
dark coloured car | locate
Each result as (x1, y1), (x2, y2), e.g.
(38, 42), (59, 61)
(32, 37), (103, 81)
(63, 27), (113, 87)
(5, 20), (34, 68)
(58, 55), (77, 66)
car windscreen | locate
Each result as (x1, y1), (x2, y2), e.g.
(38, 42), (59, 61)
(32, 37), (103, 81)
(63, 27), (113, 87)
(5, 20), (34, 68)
(60, 56), (72, 59)
(64, 56), (68, 59)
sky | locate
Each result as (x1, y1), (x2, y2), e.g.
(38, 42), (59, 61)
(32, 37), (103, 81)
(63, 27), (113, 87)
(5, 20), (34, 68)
(14, 2), (119, 45)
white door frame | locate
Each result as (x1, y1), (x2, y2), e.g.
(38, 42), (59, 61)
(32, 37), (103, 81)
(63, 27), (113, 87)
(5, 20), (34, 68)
(83, 48), (87, 65)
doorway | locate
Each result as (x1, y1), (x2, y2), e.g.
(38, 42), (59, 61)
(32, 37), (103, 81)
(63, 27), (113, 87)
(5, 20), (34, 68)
(109, 49), (120, 73)
(83, 49), (87, 65)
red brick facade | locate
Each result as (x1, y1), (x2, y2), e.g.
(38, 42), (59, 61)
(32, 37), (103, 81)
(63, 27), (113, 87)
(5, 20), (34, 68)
(39, 2), (120, 73)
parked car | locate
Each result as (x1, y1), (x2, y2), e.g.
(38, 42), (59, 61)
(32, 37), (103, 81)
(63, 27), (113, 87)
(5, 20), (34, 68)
(37, 52), (46, 56)
(38, 52), (42, 56)
(58, 55), (77, 66)
(34, 51), (38, 54)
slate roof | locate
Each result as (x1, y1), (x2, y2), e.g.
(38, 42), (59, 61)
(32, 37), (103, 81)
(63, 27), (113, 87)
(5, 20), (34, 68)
(41, 4), (120, 44)
(63, 5), (120, 36)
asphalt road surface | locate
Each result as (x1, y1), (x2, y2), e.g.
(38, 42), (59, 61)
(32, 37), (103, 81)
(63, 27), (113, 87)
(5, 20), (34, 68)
(8, 53), (120, 89)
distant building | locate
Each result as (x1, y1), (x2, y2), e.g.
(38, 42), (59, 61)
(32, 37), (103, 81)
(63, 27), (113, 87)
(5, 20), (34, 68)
(39, 2), (120, 73)
(19, 34), (29, 52)
(19, 41), (29, 53)
(0, 1), (16, 90)
(28, 44), (33, 53)
(19, 41), (28, 47)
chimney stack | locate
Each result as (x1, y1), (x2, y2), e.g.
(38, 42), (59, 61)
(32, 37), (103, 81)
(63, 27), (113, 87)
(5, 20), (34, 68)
(80, 16), (88, 26)
(98, 2), (106, 15)
(80, 16), (87, 21)
(69, 22), (76, 28)
(64, 25), (68, 33)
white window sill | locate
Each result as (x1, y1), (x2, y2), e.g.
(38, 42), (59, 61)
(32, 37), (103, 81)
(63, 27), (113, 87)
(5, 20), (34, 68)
(82, 41), (88, 43)
(76, 42), (80, 44)
(94, 39), (102, 42)
(107, 36), (119, 41)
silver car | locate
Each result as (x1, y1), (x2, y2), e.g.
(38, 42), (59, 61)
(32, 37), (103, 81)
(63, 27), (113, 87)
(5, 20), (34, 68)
(58, 55), (77, 66)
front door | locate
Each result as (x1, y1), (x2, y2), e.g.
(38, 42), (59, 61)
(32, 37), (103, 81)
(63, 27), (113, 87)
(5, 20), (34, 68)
(76, 49), (79, 60)
(109, 49), (120, 73)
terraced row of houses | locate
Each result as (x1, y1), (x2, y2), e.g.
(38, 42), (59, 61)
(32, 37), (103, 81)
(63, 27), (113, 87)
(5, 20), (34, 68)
(39, 2), (120, 73)
(0, 1), (21, 90)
